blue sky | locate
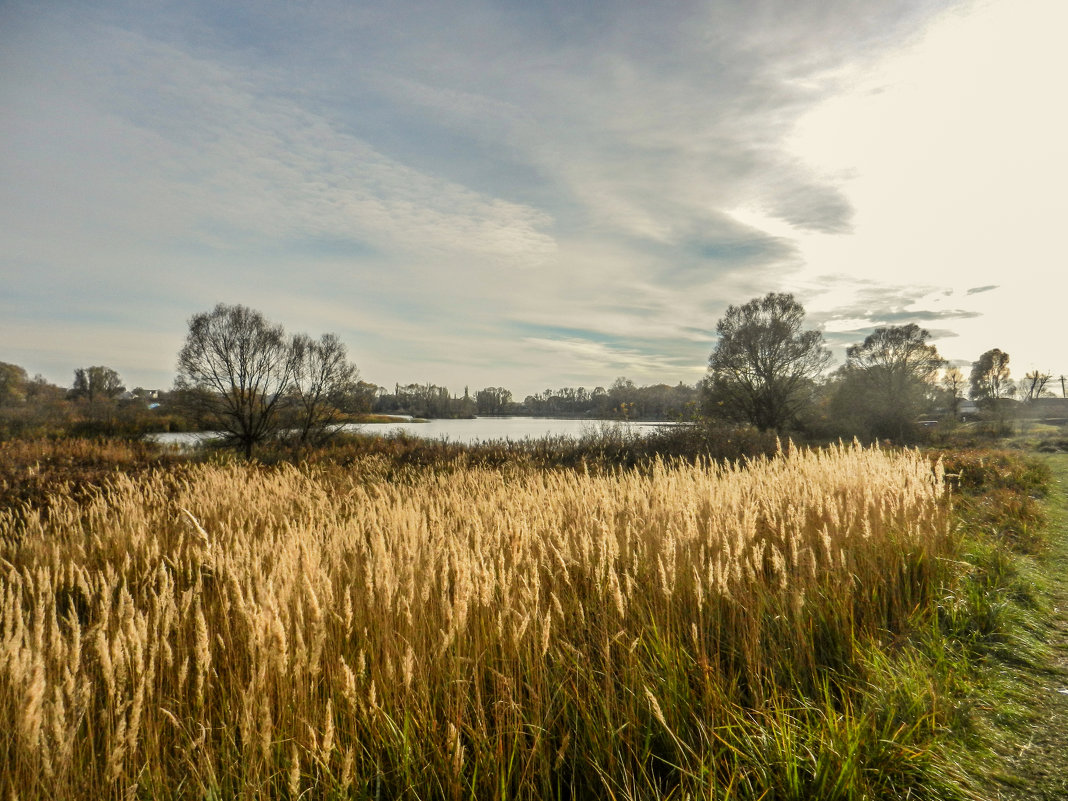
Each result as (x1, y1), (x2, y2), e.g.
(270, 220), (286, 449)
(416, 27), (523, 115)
(2, 0), (1065, 397)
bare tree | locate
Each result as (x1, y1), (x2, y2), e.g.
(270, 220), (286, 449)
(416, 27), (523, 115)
(176, 304), (296, 458)
(288, 332), (360, 446)
(705, 293), (830, 431)
(941, 366), (966, 418)
(832, 324), (945, 441)
(69, 366), (125, 405)
(1019, 370), (1052, 401)
(845, 325), (944, 382)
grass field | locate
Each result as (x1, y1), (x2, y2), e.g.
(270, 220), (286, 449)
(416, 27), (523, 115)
(0, 438), (1053, 799)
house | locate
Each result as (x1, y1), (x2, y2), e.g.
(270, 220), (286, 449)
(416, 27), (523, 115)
(958, 400), (980, 420)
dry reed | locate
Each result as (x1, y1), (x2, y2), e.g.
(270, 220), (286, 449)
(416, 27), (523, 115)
(0, 441), (951, 799)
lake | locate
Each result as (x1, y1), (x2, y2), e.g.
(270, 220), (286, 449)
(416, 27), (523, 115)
(147, 416), (675, 447)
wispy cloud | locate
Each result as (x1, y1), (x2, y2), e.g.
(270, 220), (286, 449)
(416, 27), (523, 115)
(524, 336), (700, 378)
(8, 0), (1054, 394)
(805, 275), (987, 322)
(2, 16), (558, 269)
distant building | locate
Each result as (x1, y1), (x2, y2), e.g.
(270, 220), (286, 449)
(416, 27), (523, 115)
(1021, 397), (1068, 420)
(120, 388), (162, 403)
(958, 400), (980, 420)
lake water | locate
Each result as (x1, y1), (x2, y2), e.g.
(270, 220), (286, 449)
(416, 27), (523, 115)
(351, 416), (672, 443)
(147, 417), (674, 448)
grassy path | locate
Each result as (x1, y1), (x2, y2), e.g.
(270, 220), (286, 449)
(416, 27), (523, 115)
(995, 454), (1068, 799)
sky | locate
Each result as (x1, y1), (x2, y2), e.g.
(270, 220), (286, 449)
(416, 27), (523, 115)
(2, 0), (1066, 398)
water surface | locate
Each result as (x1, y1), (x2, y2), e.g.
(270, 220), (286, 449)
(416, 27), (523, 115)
(148, 416), (673, 447)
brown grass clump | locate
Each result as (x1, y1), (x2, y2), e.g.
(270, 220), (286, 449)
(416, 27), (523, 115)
(0, 438), (190, 516)
(0, 441), (953, 799)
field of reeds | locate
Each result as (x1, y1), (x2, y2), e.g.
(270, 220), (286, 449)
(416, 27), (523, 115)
(0, 440), (1032, 799)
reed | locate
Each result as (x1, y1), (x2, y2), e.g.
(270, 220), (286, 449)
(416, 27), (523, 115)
(1, 442), (967, 799)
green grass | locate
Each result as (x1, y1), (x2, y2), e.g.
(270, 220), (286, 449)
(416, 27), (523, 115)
(973, 453), (1068, 800)
(877, 450), (1068, 800)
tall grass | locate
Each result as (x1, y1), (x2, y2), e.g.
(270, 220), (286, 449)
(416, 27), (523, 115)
(257, 421), (782, 472)
(0, 438), (189, 515)
(1, 442), (960, 799)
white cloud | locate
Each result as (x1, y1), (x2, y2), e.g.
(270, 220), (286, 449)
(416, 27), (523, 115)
(1, 21), (558, 272)
(524, 337), (700, 377)
(10, 0), (1058, 394)
(734, 0), (1068, 372)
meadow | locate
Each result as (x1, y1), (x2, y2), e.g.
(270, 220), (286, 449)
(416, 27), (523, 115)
(0, 438), (1050, 799)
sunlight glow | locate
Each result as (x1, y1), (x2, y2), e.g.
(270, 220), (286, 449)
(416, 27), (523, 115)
(776, 0), (1068, 371)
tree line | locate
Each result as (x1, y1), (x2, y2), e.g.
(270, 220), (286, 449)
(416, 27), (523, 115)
(702, 292), (1064, 442)
(0, 304), (699, 451)
(2, 297), (1063, 455)
(369, 379), (698, 420)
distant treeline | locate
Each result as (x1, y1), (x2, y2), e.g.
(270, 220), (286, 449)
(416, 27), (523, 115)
(5, 293), (1066, 450)
(371, 378), (699, 421)
(0, 358), (699, 441)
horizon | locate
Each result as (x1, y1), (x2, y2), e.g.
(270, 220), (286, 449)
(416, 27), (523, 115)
(6, 322), (1066, 401)
(3, 0), (1066, 400)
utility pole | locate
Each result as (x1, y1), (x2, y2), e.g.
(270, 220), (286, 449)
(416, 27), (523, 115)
(1061, 375), (1066, 398)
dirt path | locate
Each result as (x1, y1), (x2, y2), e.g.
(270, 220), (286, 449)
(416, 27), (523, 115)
(995, 454), (1068, 800)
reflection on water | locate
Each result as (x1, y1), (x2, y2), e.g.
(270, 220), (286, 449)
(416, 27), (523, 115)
(147, 417), (673, 447)
(342, 416), (671, 443)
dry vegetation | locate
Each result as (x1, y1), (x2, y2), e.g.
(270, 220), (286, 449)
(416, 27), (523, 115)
(0, 442), (981, 799)
(0, 438), (189, 514)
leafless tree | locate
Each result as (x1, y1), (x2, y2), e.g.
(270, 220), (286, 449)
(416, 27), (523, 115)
(176, 304), (296, 458)
(833, 324), (945, 440)
(288, 332), (360, 446)
(705, 293), (830, 431)
(941, 366), (966, 417)
(1019, 370), (1052, 401)
(69, 366), (125, 405)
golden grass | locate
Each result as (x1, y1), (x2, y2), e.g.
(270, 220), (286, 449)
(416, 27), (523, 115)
(0, 442), (951, 799)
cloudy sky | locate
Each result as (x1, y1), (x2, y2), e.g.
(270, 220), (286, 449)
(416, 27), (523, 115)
(2, 0), (1065, 397)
